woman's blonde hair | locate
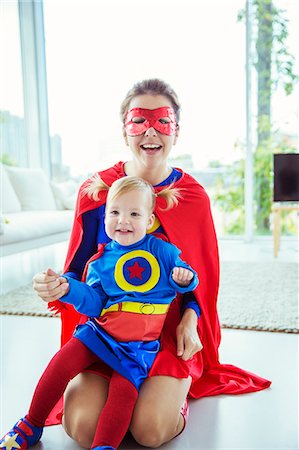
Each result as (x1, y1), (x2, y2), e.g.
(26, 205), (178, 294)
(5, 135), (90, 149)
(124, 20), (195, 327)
(120, 79), (181, 124)
(84, 175), (182, 210)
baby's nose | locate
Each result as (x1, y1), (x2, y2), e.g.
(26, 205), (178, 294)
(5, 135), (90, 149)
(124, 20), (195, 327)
(118, 214), (129, 223)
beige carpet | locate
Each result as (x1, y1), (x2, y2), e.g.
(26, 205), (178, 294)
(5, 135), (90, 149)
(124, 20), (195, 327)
(0, 284), (57, 318)
(218, 261), (298, 333)
(1, 261), (298, 333)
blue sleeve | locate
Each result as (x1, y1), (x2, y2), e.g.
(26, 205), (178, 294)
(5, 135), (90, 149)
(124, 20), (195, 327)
(65, 208), (100, 280)
(173, 252), (201, 316)
(164, 244), (199, 293)
(60, 274), (108, 317)
(182, 292), (201, 318)
(168, 261), (199, 293)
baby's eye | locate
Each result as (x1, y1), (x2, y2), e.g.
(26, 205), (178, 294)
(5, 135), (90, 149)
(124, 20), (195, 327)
(132, 117), (145, 124)
(110, 210), (119, 215)
(159, 117), (171, 124)
(131, 212), (140, 217)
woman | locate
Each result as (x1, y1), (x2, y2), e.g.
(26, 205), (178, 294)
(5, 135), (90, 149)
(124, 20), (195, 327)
(33, 79), (271, 448)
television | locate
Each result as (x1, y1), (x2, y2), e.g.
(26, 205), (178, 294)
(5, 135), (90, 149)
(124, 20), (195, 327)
(273, 153), (299, 202)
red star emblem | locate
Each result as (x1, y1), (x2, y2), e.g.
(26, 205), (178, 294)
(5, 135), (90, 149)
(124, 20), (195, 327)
(127, 261), (145, 280)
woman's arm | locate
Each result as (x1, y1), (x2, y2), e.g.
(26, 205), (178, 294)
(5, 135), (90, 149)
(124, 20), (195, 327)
(181, 291), (201, 317)
(176, 308), (203, 360)
(66, 208), (101, 280)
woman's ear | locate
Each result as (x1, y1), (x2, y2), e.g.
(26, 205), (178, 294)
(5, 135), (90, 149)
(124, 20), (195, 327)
(122, 126), (129, 146)
(173, 124), (180, 146)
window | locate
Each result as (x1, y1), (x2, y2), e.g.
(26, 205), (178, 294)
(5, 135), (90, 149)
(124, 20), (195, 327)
(43, 0), (246, 236)
(1, 1), (51, 174)
(0, 0), (26, 166)
(42, 0), (298, 236)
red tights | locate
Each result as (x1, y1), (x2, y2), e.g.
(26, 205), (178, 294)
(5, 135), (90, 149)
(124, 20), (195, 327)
(26, 337), (138, 449)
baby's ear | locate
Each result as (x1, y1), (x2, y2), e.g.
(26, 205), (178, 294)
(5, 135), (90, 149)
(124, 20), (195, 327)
(147, 213), (155, 230)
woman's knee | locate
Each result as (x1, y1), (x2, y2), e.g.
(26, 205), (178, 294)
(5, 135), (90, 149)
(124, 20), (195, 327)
(130, 375), (191, 447)
(63, 412), (95, 448)
(62, 373), (109, 448)
(130, 410), (170, 448)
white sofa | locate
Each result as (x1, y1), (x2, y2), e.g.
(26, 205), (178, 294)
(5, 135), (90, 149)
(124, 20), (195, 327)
(0, 163), (78, 257)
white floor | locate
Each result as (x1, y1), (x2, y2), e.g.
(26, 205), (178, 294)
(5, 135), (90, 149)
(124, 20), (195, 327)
(1, 236), (298, 449)
(1, 316), (297, 450)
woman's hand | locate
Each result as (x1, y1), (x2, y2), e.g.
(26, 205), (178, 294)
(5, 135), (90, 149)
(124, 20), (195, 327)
(176, 308), (203, 360)
(32, 268), (69, 303)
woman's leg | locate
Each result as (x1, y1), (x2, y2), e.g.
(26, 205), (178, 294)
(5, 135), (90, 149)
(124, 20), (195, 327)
(62, 373), (110, 448)
(130, 375), (192, 448)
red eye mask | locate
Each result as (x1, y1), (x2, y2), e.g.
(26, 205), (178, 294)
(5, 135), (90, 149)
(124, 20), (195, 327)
(125, 107), (177, 136)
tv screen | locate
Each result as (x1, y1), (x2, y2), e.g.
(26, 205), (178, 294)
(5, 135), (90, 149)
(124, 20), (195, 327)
(273, 153), (299, 202)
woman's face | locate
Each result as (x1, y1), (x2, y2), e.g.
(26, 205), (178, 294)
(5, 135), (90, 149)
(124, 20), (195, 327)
(124, 94), (179, 169)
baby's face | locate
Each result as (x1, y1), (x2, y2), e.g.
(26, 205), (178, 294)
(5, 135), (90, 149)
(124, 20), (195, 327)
(105, 190), (154, 246)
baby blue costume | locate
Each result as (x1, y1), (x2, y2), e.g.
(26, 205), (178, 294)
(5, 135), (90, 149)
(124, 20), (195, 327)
(61, 234), (198, 389)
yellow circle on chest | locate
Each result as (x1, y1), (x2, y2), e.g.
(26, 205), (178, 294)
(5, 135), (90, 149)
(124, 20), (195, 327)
(114, 250), (160, 292)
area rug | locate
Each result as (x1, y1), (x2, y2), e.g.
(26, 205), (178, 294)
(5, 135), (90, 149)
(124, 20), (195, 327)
(218, 261), (298, 333)
(0, 284), (57, 318)
(1, 261), (298, 333)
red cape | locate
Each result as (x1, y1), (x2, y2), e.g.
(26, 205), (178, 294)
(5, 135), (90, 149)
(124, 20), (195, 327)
(47, 162), (271, 425)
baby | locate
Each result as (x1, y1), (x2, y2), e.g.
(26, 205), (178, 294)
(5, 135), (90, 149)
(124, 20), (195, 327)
(0, 176), (198, 450)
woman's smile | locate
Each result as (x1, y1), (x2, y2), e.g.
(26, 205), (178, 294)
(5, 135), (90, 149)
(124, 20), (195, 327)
(140, 143), (163, 154)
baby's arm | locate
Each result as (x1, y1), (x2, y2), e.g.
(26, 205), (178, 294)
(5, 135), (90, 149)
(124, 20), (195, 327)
(155, 238), (199, 293)
(59, 274), (108, 317)
(172, 267), (194, 287)
(169, 263), (198, 293)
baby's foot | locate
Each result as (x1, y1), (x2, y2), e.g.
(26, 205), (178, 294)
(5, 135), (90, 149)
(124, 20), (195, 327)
(0, 417), (43, 449)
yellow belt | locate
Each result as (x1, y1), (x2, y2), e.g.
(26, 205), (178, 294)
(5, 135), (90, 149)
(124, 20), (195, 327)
(100, 301), (169, 316)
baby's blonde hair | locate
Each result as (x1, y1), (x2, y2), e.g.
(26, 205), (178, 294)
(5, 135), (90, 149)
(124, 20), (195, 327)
(84, 174), (182, 210)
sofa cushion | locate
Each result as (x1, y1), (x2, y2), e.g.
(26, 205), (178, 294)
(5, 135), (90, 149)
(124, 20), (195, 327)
(5, 166), (57, 211)
(0, 210), (74, 245)
(51, 180), (78, 210)
(1, 163), (22, 213)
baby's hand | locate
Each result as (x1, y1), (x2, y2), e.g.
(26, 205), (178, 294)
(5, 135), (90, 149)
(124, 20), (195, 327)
(58, 276), (70, 297)
(172, 267), (194, 286)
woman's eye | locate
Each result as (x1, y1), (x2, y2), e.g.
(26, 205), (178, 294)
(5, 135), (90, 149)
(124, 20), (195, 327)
(159, 118), (170, 124)
(132, 117), (145, 124)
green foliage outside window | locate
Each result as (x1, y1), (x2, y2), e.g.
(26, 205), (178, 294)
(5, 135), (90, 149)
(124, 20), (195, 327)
(213, 137), (297, 235)
(213, 0), (298, 235)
